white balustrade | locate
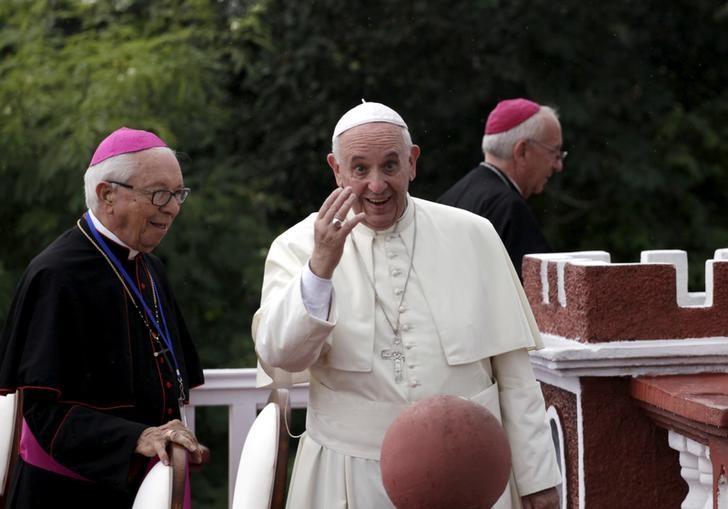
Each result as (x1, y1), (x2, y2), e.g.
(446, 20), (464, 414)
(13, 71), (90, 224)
(667, 430), (728, 509)
(187, 368), (309, 507)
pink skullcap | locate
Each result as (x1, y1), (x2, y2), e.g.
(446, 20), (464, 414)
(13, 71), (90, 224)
(89, 127), (168, 166)
(485, 98), (541, 135)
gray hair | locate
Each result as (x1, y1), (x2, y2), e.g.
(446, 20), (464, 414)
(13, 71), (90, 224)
(331, 124), (413, 162)
(481, 106), (559, 159)
(83, 147), (176, 210)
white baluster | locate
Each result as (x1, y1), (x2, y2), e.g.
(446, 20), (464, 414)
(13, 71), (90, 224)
(668, 431), (711, 509)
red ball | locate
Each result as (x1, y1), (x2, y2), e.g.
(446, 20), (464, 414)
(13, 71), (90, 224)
(380, 395), (512, 509)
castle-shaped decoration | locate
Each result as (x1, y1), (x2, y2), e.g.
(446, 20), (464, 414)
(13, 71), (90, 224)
(522, 249), (728, 509)
(525, 249), (728, 343)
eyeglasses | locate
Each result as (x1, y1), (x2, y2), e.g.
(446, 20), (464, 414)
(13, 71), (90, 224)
(527, 139), (568, 161)
(107, 181), (191, 207)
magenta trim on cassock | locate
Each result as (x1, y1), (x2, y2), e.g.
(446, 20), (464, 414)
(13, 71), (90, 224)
(184, 463), (192, 509)
(19, 418), (90, 482)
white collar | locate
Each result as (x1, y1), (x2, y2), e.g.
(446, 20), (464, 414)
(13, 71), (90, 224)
(86, 209), (139, 260)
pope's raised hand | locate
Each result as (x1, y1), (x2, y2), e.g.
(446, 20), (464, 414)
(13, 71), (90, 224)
(310, 187), (365, 279)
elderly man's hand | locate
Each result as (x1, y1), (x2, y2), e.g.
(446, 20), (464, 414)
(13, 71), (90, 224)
(135, 419), (208, 466)
(521, 487), (560, 509)
(310, 187), (365, 279)
(189, 444), (211, 471)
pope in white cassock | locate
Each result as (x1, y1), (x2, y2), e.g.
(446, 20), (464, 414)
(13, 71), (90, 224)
(252, 102), (562, 509)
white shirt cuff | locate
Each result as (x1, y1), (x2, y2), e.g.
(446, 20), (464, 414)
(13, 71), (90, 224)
(301, 261), (333, 320)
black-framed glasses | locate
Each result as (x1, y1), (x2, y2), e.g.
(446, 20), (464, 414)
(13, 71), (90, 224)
(107, 181), (191, 207)
(527, 139), (568, 161)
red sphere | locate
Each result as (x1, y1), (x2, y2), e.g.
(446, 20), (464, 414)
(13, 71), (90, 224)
(380, 394), (512, 509)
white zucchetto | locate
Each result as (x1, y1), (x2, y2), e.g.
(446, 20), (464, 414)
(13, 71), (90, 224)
(332, 100), (408, 142)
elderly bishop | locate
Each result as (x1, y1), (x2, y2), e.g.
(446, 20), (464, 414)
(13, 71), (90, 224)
(0, 127), (207, 508)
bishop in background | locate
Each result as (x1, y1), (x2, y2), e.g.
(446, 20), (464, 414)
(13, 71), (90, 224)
(252, 101), (561, 508)
(439, 98), (566, 280)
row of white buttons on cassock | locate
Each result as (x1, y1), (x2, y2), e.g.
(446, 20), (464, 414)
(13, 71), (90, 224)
(384, 233), (420, 388)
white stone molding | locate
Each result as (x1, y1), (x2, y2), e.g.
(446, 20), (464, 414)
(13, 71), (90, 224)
(530, 335), (728, 378)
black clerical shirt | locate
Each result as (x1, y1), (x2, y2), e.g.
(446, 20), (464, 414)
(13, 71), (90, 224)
(438, 163), (550, 280)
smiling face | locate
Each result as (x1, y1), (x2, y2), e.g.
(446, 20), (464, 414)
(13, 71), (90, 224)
(99, 149), (184, 252)
(328, 122), (419, 231)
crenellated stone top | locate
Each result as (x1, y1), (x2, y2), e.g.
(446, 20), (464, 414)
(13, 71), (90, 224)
(522, 249), (728, 343)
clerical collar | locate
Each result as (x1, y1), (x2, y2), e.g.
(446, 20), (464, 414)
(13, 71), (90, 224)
(86, 209), (139, 260)
(481, 162), (523, 196)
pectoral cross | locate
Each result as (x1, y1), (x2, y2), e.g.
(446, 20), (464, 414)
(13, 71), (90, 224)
(151, 332), (169, 357)
(381, 344), (406, 384)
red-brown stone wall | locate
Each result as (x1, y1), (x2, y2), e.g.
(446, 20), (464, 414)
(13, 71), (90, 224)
(580, 377), (686, 508)
(522, 257), (728, 343)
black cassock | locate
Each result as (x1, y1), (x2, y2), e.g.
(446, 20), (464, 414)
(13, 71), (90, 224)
(0, 215), (203, 508)
(438, 163), (550, 279)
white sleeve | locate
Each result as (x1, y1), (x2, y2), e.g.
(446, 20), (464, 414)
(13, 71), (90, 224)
(492, 349), (561, 496)
(301, 260), (333, 320)
(253, 236), (336, 376)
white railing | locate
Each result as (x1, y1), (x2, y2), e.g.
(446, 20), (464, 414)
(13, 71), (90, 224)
(186, 368), (309, 507)
(668, 430), (728, 509)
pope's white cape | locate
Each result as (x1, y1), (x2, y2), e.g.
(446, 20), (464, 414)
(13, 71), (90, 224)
(252, 196), (543, 388)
